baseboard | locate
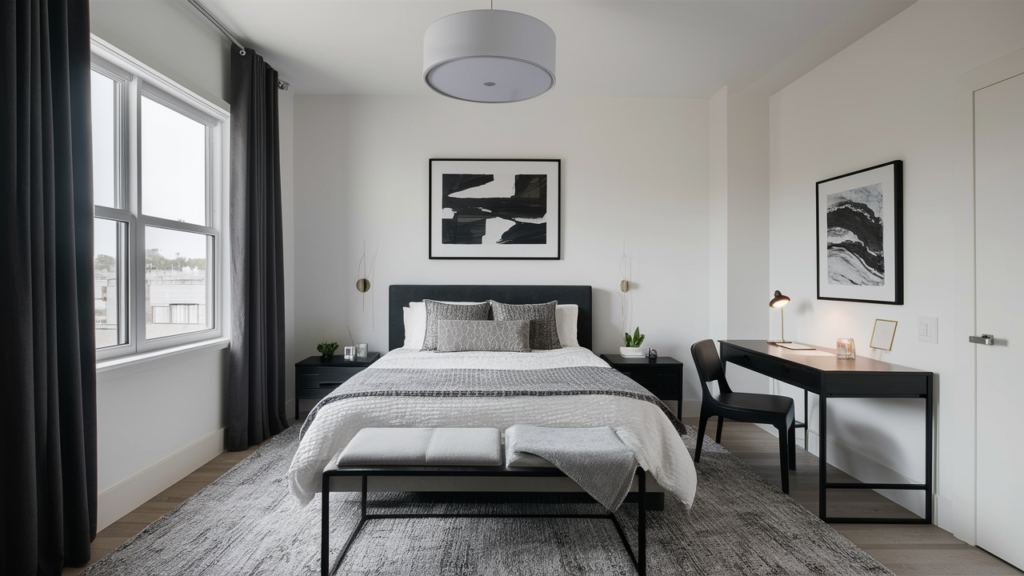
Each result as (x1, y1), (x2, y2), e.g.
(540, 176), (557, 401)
(97, 427), (226, 531)
(753, 424), (928, 519)
(934, 493), (954, 533)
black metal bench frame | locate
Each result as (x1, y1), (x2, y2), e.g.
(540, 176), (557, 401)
(321, 465), (647, 576)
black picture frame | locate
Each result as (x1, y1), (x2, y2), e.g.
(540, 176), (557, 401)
(429, 159), (561, 260)
(816, 160), (903, 305)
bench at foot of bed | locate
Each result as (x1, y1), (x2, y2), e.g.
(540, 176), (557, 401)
(321, 427), (647, 576)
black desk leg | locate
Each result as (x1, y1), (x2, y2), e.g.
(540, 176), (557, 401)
(803, 389), (809, 451)
(819, 392), (827, 520)
(925, 378), (933, 524)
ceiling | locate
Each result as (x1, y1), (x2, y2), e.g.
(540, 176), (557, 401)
(193, 0), (915, 98)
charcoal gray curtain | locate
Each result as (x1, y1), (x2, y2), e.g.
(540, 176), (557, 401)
(227, 49), (287, 451)
(0, 0), (98, 574)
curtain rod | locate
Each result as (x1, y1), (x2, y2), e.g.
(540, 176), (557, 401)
(187, 0), (290, 91)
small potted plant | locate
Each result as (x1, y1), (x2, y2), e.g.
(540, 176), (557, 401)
(620, 327), (646, 357)
(317, 341), (340, 362)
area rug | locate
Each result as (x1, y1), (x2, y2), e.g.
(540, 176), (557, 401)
(82, 426), (893, 575)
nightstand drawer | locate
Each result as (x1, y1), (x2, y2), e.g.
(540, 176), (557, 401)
(316, 367), (363, 384)
(641, 382), (682, 401)
(620, 371), (681, 387)
(297, 373), (321, 389)
(295, 366), (363, 388)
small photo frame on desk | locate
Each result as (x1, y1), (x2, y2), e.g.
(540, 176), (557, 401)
(870, 319), (898, 351)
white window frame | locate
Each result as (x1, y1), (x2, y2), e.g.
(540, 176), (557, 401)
(92, 36), (230, 362)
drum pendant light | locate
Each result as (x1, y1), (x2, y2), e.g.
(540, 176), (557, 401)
(423, 9), (556, 103)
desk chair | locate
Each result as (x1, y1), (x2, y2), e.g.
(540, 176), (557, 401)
(690, 339), (796, 494)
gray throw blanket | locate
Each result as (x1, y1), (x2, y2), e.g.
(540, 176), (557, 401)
(505, 425), (638, 511)
(301, 366), (685, 439)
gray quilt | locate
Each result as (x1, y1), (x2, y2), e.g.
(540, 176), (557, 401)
(300, 366), (685, 439)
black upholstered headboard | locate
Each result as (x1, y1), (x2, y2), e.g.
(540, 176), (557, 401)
(389, 285), (593, 351)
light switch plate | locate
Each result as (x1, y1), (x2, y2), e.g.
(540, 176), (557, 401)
(918, 316), (938, 344)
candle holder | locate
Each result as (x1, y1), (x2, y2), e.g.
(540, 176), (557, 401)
(356, 343), (368, 358)
(343, 346), (356, 361)
(836, 338), (856, 359)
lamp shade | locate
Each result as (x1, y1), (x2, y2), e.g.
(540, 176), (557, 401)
(423, 10), (556, 103)
(769, 290), (790, 309)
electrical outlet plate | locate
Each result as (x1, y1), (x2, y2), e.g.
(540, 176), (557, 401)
(918, 316), (938, 344)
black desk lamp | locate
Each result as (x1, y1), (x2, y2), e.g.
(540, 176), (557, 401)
(767, 290), (790, 344)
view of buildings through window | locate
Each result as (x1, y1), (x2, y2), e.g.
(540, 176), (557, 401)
(91, 59), (221, 353)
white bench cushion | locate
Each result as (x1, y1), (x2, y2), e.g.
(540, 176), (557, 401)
(338, 427), (502, 467)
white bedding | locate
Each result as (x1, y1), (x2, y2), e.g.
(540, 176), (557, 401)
(287, 346), (697, 508)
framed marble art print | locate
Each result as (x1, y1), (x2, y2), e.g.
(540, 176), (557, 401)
(816, 160), (903, 305)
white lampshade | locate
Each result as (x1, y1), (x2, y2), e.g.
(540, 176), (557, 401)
(423, 10), (556, 103)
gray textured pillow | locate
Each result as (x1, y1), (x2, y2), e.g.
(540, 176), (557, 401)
(421, 300), (491, 351)
(489, 301), (561, 350)
(436, 320), (531, 353)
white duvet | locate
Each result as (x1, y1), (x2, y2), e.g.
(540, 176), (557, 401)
(287, 346), (697, 508)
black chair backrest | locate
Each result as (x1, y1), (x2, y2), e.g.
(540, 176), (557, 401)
(690, 339), (733, 397)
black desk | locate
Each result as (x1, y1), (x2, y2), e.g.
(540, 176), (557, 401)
(719, 340), (933, 524)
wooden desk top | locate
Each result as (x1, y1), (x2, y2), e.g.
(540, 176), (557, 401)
(721, 340), (930, 374)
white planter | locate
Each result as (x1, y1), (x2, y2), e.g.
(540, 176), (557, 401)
(619, 346), (646, 357)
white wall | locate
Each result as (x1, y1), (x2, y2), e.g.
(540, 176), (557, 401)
(293, 96), (710, 414)
(708, 87), (771, 395)
(708, 89), (729, 343)
(91, 0), (230, 107)
(280, 91), (298, 419)
(769, 0), (1024, 534)
(95, 345), (228, 529)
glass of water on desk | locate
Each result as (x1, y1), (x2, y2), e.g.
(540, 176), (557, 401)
(836, 338), (856, 359)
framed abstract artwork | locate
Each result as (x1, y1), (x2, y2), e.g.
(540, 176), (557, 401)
(429, 159), (560, 260)
(816, 160), (903, 305)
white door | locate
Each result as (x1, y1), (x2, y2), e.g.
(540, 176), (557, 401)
(975, 71), (1024, 570)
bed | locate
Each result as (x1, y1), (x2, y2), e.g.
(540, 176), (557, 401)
(287, 284), (697, 509)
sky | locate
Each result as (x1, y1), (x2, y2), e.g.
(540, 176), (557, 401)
(92, 70), (209, 264)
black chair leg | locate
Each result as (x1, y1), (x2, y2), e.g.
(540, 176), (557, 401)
(695, 414), (709, 462)
(788, 425), (797, 470)
(715, 416), (725, 443)
(777, 425), (790, 494)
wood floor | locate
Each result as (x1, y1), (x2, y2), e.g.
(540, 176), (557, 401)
(63, 419), (1020, 575)
(684, 418), (1021, 576)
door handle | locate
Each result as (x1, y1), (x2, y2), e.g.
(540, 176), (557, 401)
(969, 334), (995, 345)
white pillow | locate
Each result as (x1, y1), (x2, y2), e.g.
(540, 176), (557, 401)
(555, 304), (579, 347)
(402, 304), (427, 350)
(402, 301), (484, 350)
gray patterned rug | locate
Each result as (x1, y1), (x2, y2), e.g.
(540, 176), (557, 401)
(82, 426), (893, 576)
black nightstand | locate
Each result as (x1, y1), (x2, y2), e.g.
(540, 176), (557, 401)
(600, 354), (684, 420)
(295, 353), (380, 420)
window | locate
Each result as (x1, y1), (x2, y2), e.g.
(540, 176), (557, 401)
(91, 41), (228, 360)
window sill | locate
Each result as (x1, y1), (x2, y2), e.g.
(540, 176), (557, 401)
(96, 337), (230, 378)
